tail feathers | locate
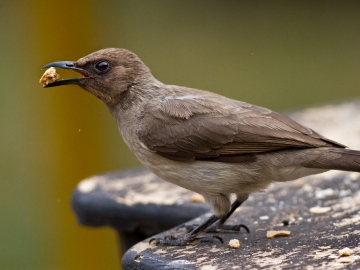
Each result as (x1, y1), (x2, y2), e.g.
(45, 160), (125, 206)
(305, 148), (360, 173)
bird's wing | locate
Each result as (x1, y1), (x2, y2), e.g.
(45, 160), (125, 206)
(138, 93), (345, 162)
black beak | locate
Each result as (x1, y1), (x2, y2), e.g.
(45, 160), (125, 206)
(42, 61), (91, 88)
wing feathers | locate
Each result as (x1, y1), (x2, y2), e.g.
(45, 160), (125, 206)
(138, 93), (345, 162)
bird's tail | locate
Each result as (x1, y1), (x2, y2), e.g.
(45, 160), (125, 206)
(304, 148), (360, 172)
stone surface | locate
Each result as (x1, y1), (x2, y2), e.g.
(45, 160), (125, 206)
(71, 169), (210, 251)
(122, 171), (360, 269)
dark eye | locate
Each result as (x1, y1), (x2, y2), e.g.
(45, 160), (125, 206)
(94, 61), (110, 74)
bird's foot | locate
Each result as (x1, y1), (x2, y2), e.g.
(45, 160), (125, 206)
(176, 223), (199, 233)
(178, 223), (245, 233)
(149, 233), (223, 246)
(205, 223), (250, 233)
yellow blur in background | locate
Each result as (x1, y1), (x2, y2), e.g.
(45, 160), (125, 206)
(1, 1), (360, 269)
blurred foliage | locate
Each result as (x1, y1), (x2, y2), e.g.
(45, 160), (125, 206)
(1, 1), (360, 269)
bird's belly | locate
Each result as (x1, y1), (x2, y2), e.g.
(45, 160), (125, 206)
(135, 149), (273, 195)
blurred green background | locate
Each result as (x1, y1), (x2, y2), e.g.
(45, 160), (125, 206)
(1, 1), (360, 269)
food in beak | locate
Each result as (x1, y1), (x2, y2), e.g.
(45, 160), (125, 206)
(39, 67), (60, 86)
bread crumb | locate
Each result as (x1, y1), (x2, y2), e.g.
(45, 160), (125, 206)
(266, 230), (291, 239)
(339, 247), (353, 257)
(39, 67), (60, 86)
(309, 206), (331, 214)
(190, 193), (204, 203)
(228, 239), (240, 249)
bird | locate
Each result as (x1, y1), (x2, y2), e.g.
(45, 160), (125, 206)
(42, 48), (360, 245)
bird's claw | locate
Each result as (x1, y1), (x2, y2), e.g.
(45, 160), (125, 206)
(205, 223), (250, 233)
(149, 234), (223, 246)
(198, 235), (224, 244)
(176, 224), (199, 233)
(225, 224), (250, 233)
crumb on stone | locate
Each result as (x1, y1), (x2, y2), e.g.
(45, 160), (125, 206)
(309, 206), (332, 214)
(228, 239), (240, 249)
(339, 247), (353, 257)
(266, 230), (291, 239)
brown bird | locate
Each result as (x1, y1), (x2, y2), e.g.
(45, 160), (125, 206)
(42, 48), (360, 245)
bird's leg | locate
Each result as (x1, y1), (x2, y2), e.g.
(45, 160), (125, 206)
(176, 198), (249, 233)
(150, 200), (250, 245)
(189, 214), (219, 235)
(205, 200), (250, 233)
(175, 213), (218, 233)
(150, 214), (223, 246)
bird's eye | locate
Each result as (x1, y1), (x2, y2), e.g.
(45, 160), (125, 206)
(94, 61), (110, 74)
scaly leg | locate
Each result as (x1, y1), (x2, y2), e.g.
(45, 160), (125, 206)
(150, 200), (249, 246)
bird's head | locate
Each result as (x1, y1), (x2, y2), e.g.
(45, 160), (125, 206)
(42, 48), (152, 106)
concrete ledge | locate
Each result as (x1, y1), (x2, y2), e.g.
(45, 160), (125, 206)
(123, 170), (360, 269)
